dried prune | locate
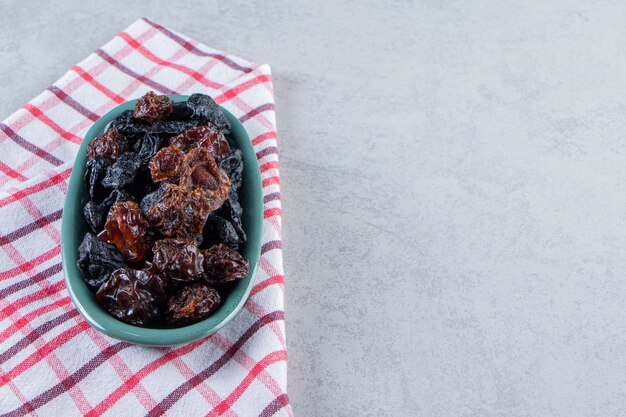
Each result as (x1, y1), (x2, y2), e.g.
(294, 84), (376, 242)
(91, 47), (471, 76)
(187, 93), (231, 133)
(96, 268), (167, 326)
(135, 133), (166, 163)
(165, 283), (220, 325)
(201, 244), (249, 285)
(149, 145), (185, 183)
(109, 110), (147, 141)
(179, 148), (231, 211)
(169, 101), (193, 120)
(83, 189), (133, 233)
(219, 149), (243, 192)
(84, 158), (111, 202)
(77, 232), (125, 290)
(218, 189), (246, 244)
(98, 201), (151, 263)
(169, 126), (230, 160)
(152, 239), (204, 282)
(87, 128), (129, 161)
(101, 152), (143, 189)
(147, 183), (211, 238)
(134, 91), (173, 122)
(149, 120), (199, 136)
(140, 182), (168, 217)
(202, 213), (240, 250)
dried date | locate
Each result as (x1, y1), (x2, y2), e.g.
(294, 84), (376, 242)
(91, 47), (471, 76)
(152, 239), (204, 282)
(179, 147), (230, 211)
(96, 268), (167, 326)
(165, 283), (221, 325)
(169, 126), (230, 160)
(134, 91), (173, 122)
(147, 183), (211, 238)
(98, 201), (151, 263)
(201, 244), (249, 285)
(149, 145), (185, 183)
(86, 128), (129, 161)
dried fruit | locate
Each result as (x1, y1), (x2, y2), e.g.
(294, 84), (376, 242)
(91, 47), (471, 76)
(84, 158), (111, 202)
(149, 145), (185, 183)
(152, 239), (204, 282)
(86, 128), (129, 161)
(140, 182), (168, 217)
(135, 133), (166, 163)
(169, 126), (230, 160)
(218, 189), (246, 244)
(187, 93), (231, 133)
(96, 268), (167, 326)
(83, 189), (133, 233)
(147, 183), (210, 238)
(134, 91), (173, 122)
(77, 233), (125, 290)
(179, 147), (230, 211)
(201, 244), (249, 285)
(219, 149), (243, 192)
(101, 152), (143, 189)
(98, 201), (151, 263)
(165, 283), (221, 325)
(202, 213), (240, 250)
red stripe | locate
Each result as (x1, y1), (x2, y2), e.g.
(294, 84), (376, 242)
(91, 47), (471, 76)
(208, 350), (287, 417)
(259, 161), (279, 173)
(263, 207), (281, 219)
(252, 131), (277, 146)
(250, 275), (284, 298)
(262, 176), (280, 188)
(70, 65), (125, 103)
(216, 74), (272, 102)
(142, 18), (254, 73)
(0, 123), (64, 166)
(0, 296), (70, 341)
(0, 246), (60, 280)
(1, 321), (89, 384)
(0, 161), (28, 181)
(0, 279), (65, 317)
(118, 32), (222, 90)
(23, 104), (82, 144)
(0, 167), (70, 208)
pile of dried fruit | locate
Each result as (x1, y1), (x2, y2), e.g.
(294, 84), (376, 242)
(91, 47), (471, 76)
(77, 92), (249, 327)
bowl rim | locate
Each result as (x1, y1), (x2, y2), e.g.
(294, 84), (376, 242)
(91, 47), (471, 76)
(61, 94), (263, 346)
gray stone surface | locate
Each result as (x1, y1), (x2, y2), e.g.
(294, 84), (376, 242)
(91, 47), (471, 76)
(3, 1), (626, 415)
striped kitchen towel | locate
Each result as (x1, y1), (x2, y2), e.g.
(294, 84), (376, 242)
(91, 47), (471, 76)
(0, 18), (290, 417)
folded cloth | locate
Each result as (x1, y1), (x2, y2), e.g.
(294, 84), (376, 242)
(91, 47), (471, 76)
(0, 18), (290, 417)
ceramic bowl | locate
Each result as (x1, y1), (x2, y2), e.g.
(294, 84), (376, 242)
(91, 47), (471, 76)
(61, 94), (262, 346)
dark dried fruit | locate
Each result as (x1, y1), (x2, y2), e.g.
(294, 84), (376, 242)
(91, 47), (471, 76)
(179, 148), (230, 211)
(96, 268), (167, 326)
(98, 201), (151, 263)
(169, 126), (230, 160)
(140, 182), (168, 218)
(218, 189), (246, 244)
(149, 145), (185, 183)
(135, 133), (166, 163)
(150, 120), (199, 136)
(147, 183), (210, 238)
(202, 213), (240, 250)
(169, 101), (193, 120)
(85, 158), (111, 202)
(201, 244), (249, 285)
(87, 128), (129, 161)
(77, 233), (125, 290)
(83, 189), (133, 233)
(165, 283), (220, 325)
(101, 152), (143, 189)
(219, 149), (243, 192)
(187, 93), (231, 133)
(134, 91), (173, 122)
(152, 239), (204, 282)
